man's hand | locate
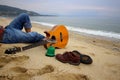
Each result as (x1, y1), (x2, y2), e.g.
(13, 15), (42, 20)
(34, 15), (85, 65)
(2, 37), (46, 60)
(25, 28), (31, 33)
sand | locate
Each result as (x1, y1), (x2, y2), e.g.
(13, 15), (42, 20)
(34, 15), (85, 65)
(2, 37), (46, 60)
(0, 18), (120, 80)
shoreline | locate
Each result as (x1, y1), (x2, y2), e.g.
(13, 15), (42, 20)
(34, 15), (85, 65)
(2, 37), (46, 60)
(71, 30), (120, 42)
(32, 21), (120, 40)
(0, 17), (120, 80)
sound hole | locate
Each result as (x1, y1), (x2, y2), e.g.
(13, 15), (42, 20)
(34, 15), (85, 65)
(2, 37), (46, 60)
(60, 32), (63, 42)
(51, 36), (56, 40)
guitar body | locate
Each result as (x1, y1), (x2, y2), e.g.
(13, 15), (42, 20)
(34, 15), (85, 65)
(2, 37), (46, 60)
(44, 25), (69, 48)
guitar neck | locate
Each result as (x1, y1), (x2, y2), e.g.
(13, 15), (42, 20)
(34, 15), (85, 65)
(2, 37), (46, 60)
(22, 40), (48, 51)
(4, 40), (48, 54)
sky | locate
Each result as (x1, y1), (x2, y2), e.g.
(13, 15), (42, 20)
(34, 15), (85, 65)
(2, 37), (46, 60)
(0, 0), (120, 17)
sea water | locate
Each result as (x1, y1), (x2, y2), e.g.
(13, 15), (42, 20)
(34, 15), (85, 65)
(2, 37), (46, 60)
(30, 16), (120, 40)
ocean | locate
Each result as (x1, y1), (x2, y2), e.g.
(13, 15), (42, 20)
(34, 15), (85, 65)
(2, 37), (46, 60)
(30, 16), (120, 40)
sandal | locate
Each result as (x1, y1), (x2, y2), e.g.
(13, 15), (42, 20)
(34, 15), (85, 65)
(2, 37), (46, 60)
(55, 51), (80, 65)
(72, 50), (93, 64)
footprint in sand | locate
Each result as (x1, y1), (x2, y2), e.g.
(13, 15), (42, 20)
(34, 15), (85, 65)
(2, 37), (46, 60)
(0, 74), (14, 80)
(74, 46), (87, 49)
(1, 65), (90, 80)
(8, 65), (54, 80)
(28, 65), (54, 76)
(11, 66), (28, 73)
(37, 65), (54, 75)
(11, 65), (54, 75)
(51, 73), (90, 80)
(105, 51), (120, 56)
(0, 55), (29, 68)
(105, 63), (120, 76)
(105, 52), (112, 55)
(89, 52), (95, 56)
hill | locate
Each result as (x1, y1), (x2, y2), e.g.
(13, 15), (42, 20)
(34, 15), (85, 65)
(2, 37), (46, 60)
(0, 5), (40, 16)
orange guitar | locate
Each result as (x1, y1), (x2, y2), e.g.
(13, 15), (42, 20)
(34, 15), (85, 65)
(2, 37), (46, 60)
(44, 25), (69, 49)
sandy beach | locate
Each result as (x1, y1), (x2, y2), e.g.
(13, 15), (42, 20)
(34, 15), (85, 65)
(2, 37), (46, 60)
(0, 18), (120, 80)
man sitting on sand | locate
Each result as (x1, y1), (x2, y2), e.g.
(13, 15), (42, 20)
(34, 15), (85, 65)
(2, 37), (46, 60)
(0, 13), (51, 43)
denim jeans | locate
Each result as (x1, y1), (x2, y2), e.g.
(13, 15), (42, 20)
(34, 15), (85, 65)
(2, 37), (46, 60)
(1, 13), (45, 43)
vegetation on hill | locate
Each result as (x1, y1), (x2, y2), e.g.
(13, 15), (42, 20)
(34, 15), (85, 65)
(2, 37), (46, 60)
(0, 5), (40, 16)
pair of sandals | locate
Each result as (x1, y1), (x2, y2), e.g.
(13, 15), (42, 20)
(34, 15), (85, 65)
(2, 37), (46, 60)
(55, 50), (93, 66)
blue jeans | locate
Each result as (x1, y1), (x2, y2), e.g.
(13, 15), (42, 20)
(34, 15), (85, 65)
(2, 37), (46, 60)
(1, 13), (45, 43)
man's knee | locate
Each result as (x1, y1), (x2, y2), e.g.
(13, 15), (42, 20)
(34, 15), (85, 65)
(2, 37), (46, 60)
(19, 13), (29, 19)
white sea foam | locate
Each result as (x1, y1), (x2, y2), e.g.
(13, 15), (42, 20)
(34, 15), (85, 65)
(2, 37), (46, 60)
(32, 21), (55, 27)
(32, 21), (120, 40)
(67, 26), (120, 39)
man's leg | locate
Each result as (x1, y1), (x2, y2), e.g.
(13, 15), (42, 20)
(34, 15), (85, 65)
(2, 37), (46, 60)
(7, 13), (32, 30)
(2, 29), (45, 43)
